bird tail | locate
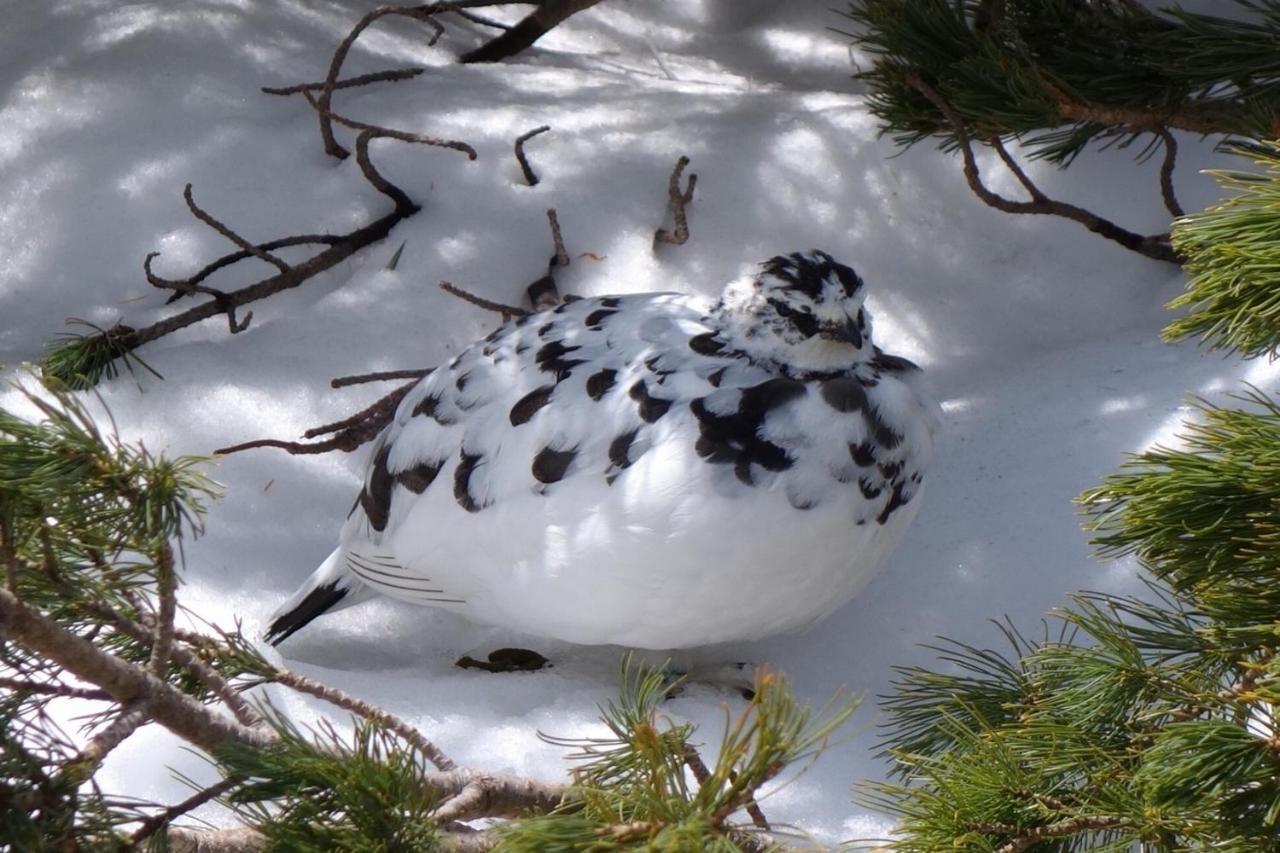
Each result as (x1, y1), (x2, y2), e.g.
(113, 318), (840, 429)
(265, 548), (373, 645)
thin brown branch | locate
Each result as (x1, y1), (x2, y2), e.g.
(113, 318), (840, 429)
(72, 130), (473, 379)
(906, 74), (1178, 264)
(145, 235), (342, 305)
(267, 666), (457, 771)
(989, 136), (1046, 202)
(450, 8), (513, 30)
(654, 155), (696, 246)
(300, 89), (478, 165)
(0, 675), (112, 701)
(546, 208), (569, 267)
(515, 125), (551, 185)
(312, 2), (517, 157)
(131, 777), (245, 845)
(331, 368), (432, 388)
(1157, 129), (1184, 218)
(216, 380), (417, 457)
(441, 280), (530, 317)
(262, 67), (425, 96)
(0, 586), (273, 755)
(184, 184), (290, 274)
(460, 0), (606, 63)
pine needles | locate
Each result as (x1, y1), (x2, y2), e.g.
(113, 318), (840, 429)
(1167, 142), (1280, 357)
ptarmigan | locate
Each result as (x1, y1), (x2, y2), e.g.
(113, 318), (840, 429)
(267, 251), (937, 650)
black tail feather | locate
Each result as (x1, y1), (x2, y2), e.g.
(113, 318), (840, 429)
(264, 582), (348, 646)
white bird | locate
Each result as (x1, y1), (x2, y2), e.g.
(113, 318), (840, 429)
(267, 251), (938, 650)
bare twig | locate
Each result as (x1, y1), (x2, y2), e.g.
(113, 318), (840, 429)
(331, 368), (432, 388)
(515, 125), (551, 185)
(460, 0), (606, 63)
(906, 74), (1178, 264)
(1157, 129), (1184, 218)
(309, 2), (522, 158)
(68, 129), (474, 380)
(450, 8), (513, 30)
(300, 89), (478, 164)
(131, 777), (245, 845)
(145, 235), (341, 305)
(267, 666), (457, 772)
(546, 208), (570, 267)
(183, 184), (290, 273)
(654, 155), (696, 246)
(262, 67), (425, 96)
(440, 280), (530, 318)
(216, 380), (417, 456)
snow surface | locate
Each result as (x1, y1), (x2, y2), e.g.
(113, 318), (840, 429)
(2, 0), (1276, 844)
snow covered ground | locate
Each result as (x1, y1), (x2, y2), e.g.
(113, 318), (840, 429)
(2, 0), (1274, 843)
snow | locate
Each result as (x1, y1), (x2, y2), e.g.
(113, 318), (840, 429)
(2, 0), (1274, 843)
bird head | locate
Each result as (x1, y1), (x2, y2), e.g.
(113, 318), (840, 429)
(715, 250), (873, 375)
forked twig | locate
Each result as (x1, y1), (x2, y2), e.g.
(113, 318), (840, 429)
(655, 155), (696, 246)
(906, 74), (1178, 264)
(515, 125), (552, 185)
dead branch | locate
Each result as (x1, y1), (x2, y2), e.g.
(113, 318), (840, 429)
(1157, 128), (1184, 218)
(62, 699), (150, 782)
(460, 0), (606, 63)
(265, 666), (456, 771)
(331, 368), (432, 388)
(145, 235), (341, 305)
(215, 379), (417, 456)
(441, 280), (530, 318)
(70, 128), (474, 383)
(515, 125), (551, 185)
(183, 184), (290, 273)
(906, 75), (1179, 264)
(654, 155), (696, 246)
(546, 208), (570, 267)
(450, 8), (513, 30)
(299, 89), (478, 164)
(262, 68), (424, 96)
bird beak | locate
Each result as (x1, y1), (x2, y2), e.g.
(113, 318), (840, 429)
(819, 316), (863, 348)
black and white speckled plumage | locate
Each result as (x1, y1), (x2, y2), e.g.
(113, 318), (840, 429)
(267, 251), (938, 649)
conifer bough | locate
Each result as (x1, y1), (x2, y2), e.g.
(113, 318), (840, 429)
(840, 0), (1280, 263)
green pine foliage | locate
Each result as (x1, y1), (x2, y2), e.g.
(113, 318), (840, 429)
(1166, 142), (1280, 357)
(867, 144), (1280, 851)
(840, 0), (1279, 164)
(501, 663), (857, 851)
(216, 710), (443, 852)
